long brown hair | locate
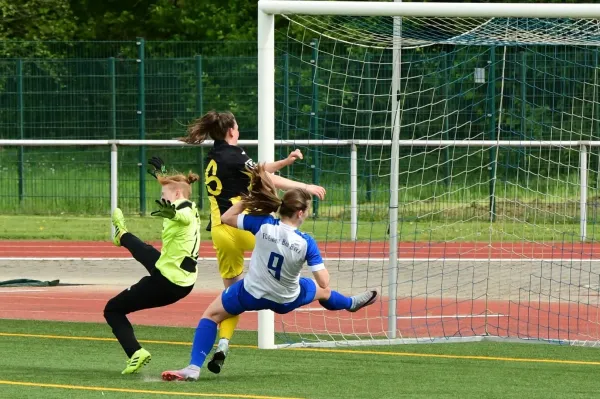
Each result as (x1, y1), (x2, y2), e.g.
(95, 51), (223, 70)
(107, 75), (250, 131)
(241, 164), (311, 218)
(157, 171), (200, 199)
(180, 110), (236, 144)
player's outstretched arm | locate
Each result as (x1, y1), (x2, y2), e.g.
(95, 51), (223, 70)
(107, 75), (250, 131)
(221, 201), (245, 228)
(150, 199), (193, 225)
(312, 268), (330, 289)
(263, 149), (303, 173)
(147, 156), (167, 179)
(270, 174), (326, 200)
(171, 207), (194, 225)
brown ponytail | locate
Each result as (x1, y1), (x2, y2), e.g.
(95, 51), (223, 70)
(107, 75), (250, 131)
(180, 110), (236, 144)
(185, 172), (200, 185)
(279, 188), (311, 218)
(241, 164), (311, 218)
(240, 164), (282, 215)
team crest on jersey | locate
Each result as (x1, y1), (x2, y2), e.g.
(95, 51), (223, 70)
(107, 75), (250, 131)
(245, 159), (256, 169)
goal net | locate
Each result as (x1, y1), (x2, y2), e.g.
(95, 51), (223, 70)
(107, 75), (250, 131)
(260, 2), (600, 347)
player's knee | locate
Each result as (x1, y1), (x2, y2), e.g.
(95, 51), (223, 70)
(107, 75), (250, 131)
(103, 307), (115, 324)
(203, 308), (228, 324)
(316, 285), (332, 301)
(223, 273), (242, 286)
(103, 298), (123, 319)
(206, 314), (220, 323)
(202, 307), (218, 321)
(203, 312), (219, 324)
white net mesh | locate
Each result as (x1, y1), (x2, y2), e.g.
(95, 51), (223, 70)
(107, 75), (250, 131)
(272, 14), (600, 347)
(283, 16), (600, 48)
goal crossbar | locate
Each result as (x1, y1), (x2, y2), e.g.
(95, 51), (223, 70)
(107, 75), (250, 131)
(259, 1), (600, 18)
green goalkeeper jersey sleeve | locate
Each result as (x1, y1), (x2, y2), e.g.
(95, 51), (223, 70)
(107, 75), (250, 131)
(155, 199), (201, 287)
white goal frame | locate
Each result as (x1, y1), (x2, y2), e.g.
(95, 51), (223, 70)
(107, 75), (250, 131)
(256, 1), (600, 349)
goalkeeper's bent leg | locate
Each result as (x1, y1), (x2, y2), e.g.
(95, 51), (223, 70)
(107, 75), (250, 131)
(104, 299), (142, 358)
(120, 233), (161, 274)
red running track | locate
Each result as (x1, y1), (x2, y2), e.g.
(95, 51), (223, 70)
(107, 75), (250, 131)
(2, 240), (600, 342)
(0, 287), (598, 343)
(2, 240), (600, 259)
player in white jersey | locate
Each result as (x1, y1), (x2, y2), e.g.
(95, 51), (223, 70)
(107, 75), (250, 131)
(161, 164), (378, 382)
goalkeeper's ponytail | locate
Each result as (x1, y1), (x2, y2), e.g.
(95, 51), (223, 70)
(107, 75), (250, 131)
(157, 171), (199, 199)
(186, 172), (200, 185)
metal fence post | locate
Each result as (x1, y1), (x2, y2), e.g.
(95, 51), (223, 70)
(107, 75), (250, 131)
(281, 52), (290, 177)
(111, 144), (118, 239)
(581, 144), (588, 241)
(443, 50), (451, 187)
(195, 54), (205, 209)
(310, 39), (320, 217)
(365, 52), (373, 202)
(109, 57), (117, 140)
(351, 143), (358, 241)
(488, 47), (497, 222)
(137, 38), (146, 215)
(17, 59), (24, 205)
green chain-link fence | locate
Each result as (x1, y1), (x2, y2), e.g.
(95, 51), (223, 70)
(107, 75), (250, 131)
(1, 40), (600, 228)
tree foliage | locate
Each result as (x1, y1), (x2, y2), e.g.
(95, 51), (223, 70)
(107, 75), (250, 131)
(69, 0), (258, 41)
(0, 0), (76, 41)
(0, 0), (584, 42)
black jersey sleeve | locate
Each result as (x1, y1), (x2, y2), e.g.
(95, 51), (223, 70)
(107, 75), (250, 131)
(230, 147), (255, 171)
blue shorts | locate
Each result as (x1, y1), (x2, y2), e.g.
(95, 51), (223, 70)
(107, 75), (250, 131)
(221, 278), (317, 316)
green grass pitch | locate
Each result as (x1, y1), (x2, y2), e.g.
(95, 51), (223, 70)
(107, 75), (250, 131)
(0, 319), (599, 398)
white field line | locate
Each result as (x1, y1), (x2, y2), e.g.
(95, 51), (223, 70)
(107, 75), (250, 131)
(0, 289), (48, 293)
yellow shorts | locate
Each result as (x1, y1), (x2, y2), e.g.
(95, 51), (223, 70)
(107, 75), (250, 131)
(211, 223), (256, 279)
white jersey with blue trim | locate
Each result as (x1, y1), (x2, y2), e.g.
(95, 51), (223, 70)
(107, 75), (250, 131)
(237, 214), (325, 303)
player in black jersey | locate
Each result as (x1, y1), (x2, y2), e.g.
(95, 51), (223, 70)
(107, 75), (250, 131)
(179, 110), (325, 374)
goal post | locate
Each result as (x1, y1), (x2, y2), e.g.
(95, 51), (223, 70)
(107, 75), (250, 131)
(258, 2), (600, 18)
(257, 1), (600, 349)
(388, 0), (402, 340)
(257, 0), (277, 350)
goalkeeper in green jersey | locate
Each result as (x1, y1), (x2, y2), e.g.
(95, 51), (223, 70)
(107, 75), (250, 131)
(104, 161), (201, 375)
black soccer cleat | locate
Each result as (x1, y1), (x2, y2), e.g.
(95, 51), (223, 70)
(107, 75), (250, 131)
(207, 350), (226, 374)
